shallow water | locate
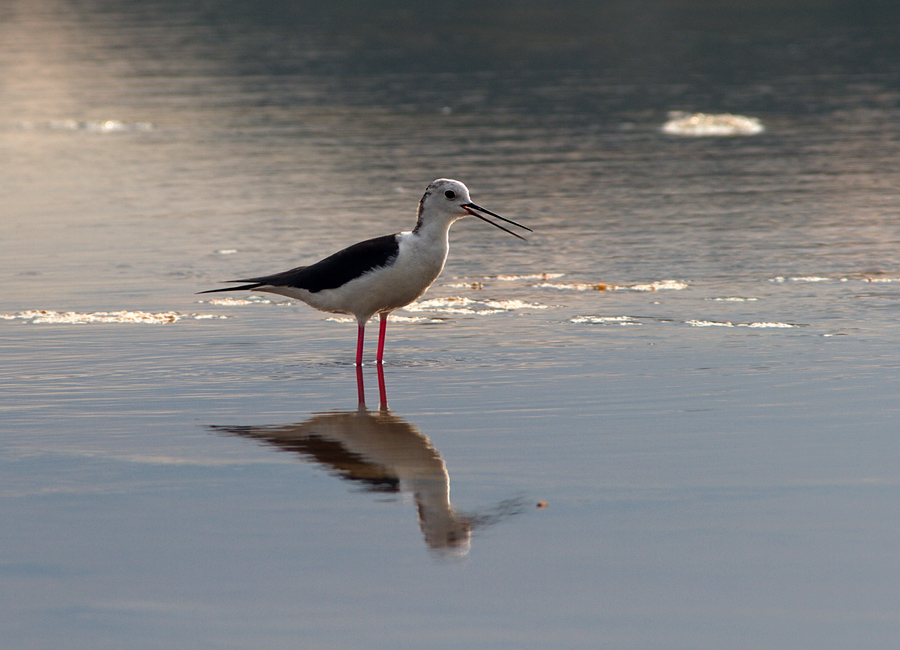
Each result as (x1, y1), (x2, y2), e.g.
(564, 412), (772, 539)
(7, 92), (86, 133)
(3, 1), (900, 649)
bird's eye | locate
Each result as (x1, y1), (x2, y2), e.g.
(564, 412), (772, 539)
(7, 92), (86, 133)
(444, 190), (456, 200)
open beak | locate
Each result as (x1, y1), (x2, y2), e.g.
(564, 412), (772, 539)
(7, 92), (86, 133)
(462, 203), (533, 240)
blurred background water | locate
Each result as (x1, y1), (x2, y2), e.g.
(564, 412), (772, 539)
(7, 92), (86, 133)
(2, 1), (900, 649)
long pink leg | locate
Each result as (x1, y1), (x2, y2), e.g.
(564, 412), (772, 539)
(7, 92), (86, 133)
(355, 322), (365, 366)
(376, 313), (388, 365)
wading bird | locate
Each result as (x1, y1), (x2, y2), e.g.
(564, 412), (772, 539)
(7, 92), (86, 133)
(200, 179), (531, 365)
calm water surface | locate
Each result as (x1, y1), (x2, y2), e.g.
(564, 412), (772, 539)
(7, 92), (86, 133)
(2, 1), (900, 649)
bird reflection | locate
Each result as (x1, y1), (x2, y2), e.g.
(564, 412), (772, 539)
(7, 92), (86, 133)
(210, 369), (523, 557)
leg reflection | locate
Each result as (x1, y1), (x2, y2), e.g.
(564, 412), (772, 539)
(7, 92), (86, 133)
(356, 364), (366, 407)
(356, 363), (389, 411)
(377, 363), (388, 411)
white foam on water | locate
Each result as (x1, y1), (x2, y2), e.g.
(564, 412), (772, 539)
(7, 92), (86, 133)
(538, 282), (617, 292)
(2, 310), (227, 324)
(662, 112), (764, 136)
(685, 319), (735, 327)
(570, 315), (641, 325)
(385, 315), (444, 323)
(770, 276), (846, 283)
(496, 273), (565, 281)
(743, 322), (796, 328)
(629, 280), (689, 292)
(404, 296), (548, 316)
(686, 319), (796, 329)
(540, 279), (685, 292)
(444, 282), (485, 289)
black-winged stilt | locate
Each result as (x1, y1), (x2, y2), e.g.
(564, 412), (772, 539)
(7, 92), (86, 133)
(200, 179), (531, 365)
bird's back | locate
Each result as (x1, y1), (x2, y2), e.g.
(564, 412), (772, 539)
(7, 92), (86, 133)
(200, 234), (400, 295)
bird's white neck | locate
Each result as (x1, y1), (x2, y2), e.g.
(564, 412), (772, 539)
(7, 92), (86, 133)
(397, 217), (454, 280)
(410, 214), (458, 246)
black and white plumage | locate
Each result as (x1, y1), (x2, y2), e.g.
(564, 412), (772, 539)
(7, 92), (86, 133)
(200, 178), (531, 365)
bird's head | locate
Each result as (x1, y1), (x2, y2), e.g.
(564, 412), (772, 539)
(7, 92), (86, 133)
(415, 178), (532, 240)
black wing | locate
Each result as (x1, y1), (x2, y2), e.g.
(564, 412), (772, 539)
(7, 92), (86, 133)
(199, 233), (400, 294)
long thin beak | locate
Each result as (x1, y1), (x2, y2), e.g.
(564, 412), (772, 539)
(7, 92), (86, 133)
(462, 203), (533, 240)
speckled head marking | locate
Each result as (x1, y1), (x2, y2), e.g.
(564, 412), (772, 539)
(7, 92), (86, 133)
(413, 189), (429, 230)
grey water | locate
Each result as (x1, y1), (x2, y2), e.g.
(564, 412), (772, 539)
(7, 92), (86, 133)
(2, 1), (900, 648)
